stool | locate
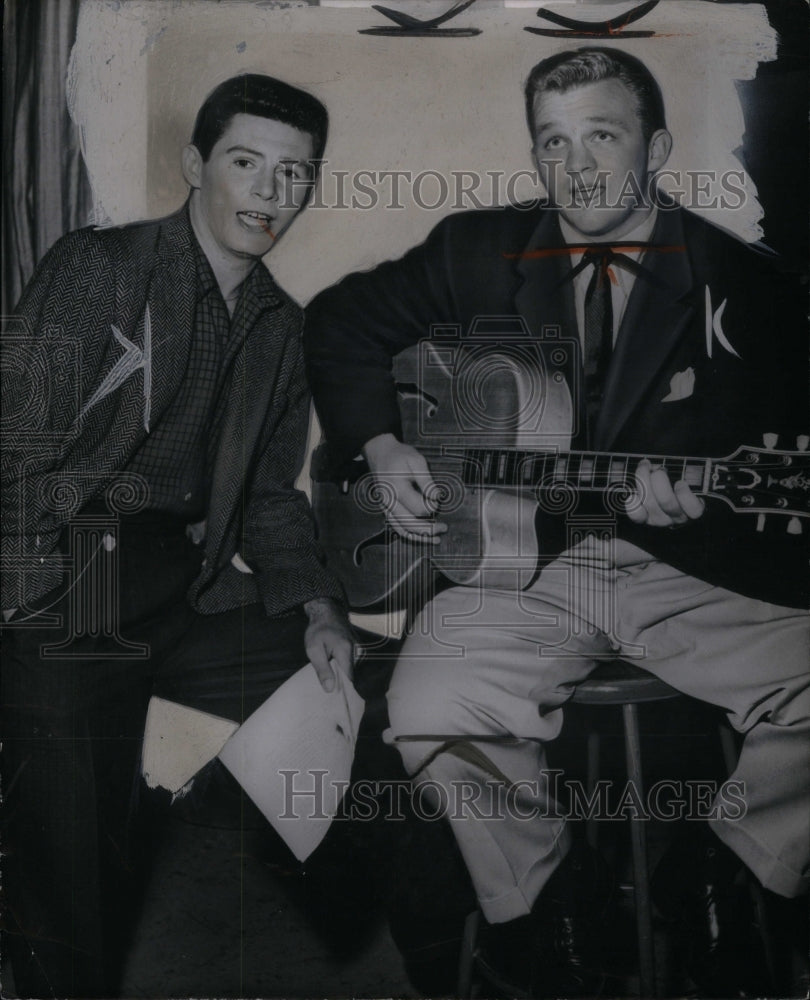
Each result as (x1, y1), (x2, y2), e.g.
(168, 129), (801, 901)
(570, 660), (682, 998)
(457, 660), (681, 999)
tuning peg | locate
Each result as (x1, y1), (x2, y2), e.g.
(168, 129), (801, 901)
(762, 433), (778, 450)
(797, 435), (809, 452)
(756, 514), (766, 532)
(787, 517), (802, 535)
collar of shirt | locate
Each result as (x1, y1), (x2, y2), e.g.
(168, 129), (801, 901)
(188, 223), (282, 317)
(229, 254), (285, 342)
(189, 227), (276, 357)
(560, 207), (659, 346)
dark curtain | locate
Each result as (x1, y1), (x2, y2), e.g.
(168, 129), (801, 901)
(2, 0), (92, 316)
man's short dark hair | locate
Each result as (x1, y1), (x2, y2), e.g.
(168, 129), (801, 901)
(191, 74), (328, 163)
(525, 47), (666, 144)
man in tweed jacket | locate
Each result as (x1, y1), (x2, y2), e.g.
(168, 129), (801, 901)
(2, 75), (352, 997)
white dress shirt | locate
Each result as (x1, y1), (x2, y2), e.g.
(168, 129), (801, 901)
(560, 207), (659, 349)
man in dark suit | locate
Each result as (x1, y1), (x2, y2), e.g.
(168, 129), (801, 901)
(304, 48), (808, 996)
(2, 74), (352, 998)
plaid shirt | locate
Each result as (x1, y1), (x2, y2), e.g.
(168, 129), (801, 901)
(125, 228), (242, 519)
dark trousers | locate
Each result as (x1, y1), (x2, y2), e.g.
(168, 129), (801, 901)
(1, 517), (308, 998)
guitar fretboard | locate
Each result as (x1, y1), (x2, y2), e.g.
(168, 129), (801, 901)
(460, 449), (709, 492)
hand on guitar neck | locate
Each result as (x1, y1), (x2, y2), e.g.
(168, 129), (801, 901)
(362, 433), (449, 543)
(362, 435), (707, 539)
(625, 458), (706, 528)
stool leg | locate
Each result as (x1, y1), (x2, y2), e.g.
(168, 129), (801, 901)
(623, 702), (657, 998)
(457, 909), (481, 999)
(586, 730), (601, 850)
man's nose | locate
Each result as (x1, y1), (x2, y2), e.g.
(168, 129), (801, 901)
(252, 168), (278, 201)
(566, 140), (597, 175)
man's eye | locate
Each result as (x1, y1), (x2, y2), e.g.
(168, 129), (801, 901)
(276, 163), (308, 181)
(592, 131), (615, 143)
(234, 158), (254, 168)
(544, 136), (564, 150)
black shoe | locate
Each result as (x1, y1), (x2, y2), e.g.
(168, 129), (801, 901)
(652, 826), (768, 998)
(478, 843), (611, 998)
(763, 890), (810, 998)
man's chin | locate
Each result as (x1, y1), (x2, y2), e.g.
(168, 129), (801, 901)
(557, 207), (646, 242)
(230, 231), (277, 259)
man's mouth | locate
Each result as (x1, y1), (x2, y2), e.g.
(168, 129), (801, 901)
(237, 211), (276, 236)
(570, 185), (605, 206)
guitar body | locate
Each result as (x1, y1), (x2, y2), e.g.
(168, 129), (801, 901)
(312, 341), (809, 610)
(312, 342), (573, 609)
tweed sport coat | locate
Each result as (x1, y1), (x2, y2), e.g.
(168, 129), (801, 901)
(2, 206), (343, 615)
(305, 204), (809, 609)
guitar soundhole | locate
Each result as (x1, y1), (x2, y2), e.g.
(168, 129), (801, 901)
(394, 381), (439, 418)
(353, 526), (399, 566)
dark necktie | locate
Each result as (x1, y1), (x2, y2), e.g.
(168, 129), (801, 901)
(582, 247), (614, 439)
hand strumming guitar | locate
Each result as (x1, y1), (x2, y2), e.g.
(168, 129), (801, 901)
(363, 437), (705, 537)
(362, 433), (449, 543)
(625, 458), (706, 528)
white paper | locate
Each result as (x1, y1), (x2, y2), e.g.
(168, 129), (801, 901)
(141, 696), (239, 794)
(218, 663), (365, 862)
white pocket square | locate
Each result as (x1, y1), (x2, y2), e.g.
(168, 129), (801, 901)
(661, 366), (695, 403)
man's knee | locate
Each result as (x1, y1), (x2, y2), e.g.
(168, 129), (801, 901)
(387, 665), (463, 740)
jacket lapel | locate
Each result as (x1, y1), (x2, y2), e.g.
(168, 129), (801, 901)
(205, 266), (284, 570)
(146, 209), (198, 421)
(513, 211), (578, 342)
(512, 211), (584, 442)
(595, 208), (695, 450)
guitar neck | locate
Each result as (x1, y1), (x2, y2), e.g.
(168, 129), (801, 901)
(458, 449), (709, 493)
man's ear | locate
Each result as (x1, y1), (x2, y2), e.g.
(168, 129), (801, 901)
(647, 128), (672, 174)
(181, 144), (203, 190)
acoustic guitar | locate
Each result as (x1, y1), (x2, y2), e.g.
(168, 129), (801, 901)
(311, 341), (809, 609)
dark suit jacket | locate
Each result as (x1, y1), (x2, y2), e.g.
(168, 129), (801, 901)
(2, 206), (343, 614)
(304, 205), (808, 609)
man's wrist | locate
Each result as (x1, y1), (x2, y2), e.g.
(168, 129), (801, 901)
(362, 432), (399, 466)
(303, 595), (346, 620)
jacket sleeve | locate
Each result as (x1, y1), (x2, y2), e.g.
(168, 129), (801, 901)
(303, 217), (459, 461)
(1, 229), (120, 609)
(242, 314), (346, 617)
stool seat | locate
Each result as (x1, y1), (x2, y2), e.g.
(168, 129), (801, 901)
(572, 660), (682, 705)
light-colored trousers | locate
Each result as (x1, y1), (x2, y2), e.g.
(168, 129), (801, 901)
(386, 537), (810, 924)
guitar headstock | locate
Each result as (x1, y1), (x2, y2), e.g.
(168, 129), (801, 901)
(709, 440), (810, 521)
